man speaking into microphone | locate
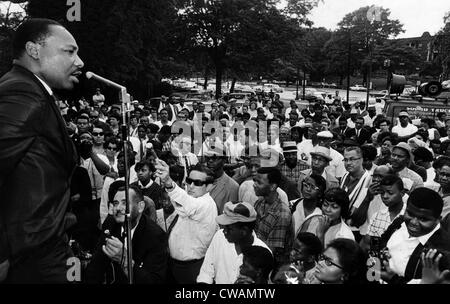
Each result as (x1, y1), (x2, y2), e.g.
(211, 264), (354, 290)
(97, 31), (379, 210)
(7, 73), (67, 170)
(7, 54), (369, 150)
(0, 18), (84, 283)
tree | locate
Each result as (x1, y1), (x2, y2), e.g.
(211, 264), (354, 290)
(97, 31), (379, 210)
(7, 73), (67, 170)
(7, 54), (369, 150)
(175, 0), (319, 98)
(27, 0), (179, 101)
(0, 1), (26, 76)
(325, 6), (404, 86)
(433, 11), (450, 80)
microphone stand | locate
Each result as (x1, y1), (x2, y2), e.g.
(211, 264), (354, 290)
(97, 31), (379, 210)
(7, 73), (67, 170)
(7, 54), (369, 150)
(119, 88), (134, 284)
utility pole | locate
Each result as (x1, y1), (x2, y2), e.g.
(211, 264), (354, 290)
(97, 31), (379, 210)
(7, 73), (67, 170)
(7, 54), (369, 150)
(346, 29), (351, 103)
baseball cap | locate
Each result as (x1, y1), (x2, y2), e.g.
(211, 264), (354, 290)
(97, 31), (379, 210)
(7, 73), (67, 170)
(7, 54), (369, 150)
(216, 202), (257, 225)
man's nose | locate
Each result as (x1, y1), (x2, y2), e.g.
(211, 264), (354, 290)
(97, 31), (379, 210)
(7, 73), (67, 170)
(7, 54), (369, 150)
(75, 54), (84, 68)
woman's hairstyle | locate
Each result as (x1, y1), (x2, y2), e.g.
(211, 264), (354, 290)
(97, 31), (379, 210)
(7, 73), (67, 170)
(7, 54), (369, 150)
(327, 238), (368, 284)
(308, 174), (327, 201)
(296, 232), (323, 260)
(323, 188), (350, 219)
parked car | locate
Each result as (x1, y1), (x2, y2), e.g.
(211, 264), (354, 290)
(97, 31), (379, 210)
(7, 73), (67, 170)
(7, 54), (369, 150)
(326, 83), (337, 88)
(262, 83), (283, 93)
(350, 84), (367, 91)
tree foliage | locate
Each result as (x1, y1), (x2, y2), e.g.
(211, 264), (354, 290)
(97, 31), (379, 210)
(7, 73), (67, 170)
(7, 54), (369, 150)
(26, 0), (179, 101)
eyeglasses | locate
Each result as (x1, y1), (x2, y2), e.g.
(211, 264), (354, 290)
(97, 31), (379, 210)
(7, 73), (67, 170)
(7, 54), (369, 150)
(318, 254), (343, 269)
(343, 157), (362, 163)
(186, 177), (208, 186)
(92, 132), (104, 136)
(106, 146), (117, 151)
(302, 180), (319, 191)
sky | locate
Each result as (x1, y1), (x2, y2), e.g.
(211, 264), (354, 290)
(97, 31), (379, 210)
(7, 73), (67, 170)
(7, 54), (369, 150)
(308, 0), (450, 38)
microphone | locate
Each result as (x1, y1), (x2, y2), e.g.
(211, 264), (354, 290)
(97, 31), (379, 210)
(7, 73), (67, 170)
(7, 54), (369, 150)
(85, 71), (125, 90)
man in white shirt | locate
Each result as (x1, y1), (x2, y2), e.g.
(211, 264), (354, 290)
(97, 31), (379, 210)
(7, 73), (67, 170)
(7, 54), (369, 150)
(392, 111), (418, 141)
(155, 160), (218, 284)
(381, 188), (450, 284)
(197, 201), (271, 284)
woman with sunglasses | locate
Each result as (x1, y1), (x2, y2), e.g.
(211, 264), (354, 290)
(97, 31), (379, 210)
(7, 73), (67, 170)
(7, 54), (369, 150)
(292, 174), (326, 238)
(312, 238), (367, 284)
(317, 188), (355, 247)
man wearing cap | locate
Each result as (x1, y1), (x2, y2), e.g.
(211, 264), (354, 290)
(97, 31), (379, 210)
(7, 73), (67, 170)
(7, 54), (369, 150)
(315, 130), (346, 181)
(297, 146), (339, 195)
(392, 111), (418, 141)
(347, 108), (359, 129)
(381, 188), (450, 284)
(280, 141), (310, 185)
(197, 201), (271, 284)
(389, 142), (423, 192)
(254, 167), (293, 266)
(203, 143), (239, 214)
(155, 161), (218, 284)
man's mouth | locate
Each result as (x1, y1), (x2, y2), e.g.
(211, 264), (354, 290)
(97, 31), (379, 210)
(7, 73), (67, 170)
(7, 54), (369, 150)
(70, 71), (82, 81)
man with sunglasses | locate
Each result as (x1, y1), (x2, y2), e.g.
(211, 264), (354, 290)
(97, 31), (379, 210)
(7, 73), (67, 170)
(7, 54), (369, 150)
(155, 160), (218, 284)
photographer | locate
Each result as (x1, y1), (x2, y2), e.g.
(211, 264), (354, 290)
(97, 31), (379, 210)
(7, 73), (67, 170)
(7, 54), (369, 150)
(85, 181), (168, 284)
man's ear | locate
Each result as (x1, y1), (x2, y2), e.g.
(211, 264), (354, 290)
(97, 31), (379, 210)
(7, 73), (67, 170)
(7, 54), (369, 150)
(138, 200), (146, 213)
(25, 41), (40, 59)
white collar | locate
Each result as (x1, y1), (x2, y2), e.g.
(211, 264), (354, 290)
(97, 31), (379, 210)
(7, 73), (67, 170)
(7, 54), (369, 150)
(138, 179), (153, 189)
(400, 222), (441, 245)
(34, 74), (53, 96)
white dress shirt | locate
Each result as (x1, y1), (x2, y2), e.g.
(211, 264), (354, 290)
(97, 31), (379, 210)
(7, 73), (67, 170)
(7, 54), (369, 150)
(387, 223), (441, 277)
(196, 229), (271, 284)
(167, 185), (218, 261)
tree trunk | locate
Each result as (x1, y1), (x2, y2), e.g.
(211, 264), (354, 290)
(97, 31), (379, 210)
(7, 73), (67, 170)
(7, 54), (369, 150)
(203, 66), (208, 90)
(215, 65), (222, 100)
(230, 77), (237, 93)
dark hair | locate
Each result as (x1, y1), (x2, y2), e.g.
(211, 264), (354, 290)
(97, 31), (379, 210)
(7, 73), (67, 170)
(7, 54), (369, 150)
(147, 123), (160, 133)
(380, 174), (404, 192)
(413, 147), (434, 163)
(103, 136), (121, 149)
(241, 246), (274, 280)
(296, 232), (323, 260)
(108, 181), (145, 208)
(338, 116), (347, 123)
(437, 112), (447, 119)
(327, 238), (368, 284)
(134, 160), (154, 173)
(257, 167), (281, 185)
(13, 18), (62, 59)
(433, 155), (450, 170)
(361, 144), (377, 161)
(108, 113), (121, 122)
(242, 113), (251, 120)
(308, 174), (327, 201)
(324, 188), (350, 219)
(416, 130), (429, 142)
(190, 163), (214, 184)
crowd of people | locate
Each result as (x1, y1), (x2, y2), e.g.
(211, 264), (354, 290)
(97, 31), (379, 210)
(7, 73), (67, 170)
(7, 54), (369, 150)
(53, 82), (450, 284)
(1, 18), (450, 285)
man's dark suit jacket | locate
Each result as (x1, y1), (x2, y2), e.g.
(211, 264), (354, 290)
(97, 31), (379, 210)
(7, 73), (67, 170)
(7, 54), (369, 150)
(0, 64), (77, 264)
(85, 213), (168, 284)
(346, 127), (371, 145)
(332, 126), (355, 140)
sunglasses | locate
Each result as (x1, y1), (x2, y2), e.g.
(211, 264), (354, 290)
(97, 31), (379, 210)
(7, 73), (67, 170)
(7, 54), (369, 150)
(92, 132), (104, 136)
(185, 177), (208, 186)
(318, 254), (343, 269)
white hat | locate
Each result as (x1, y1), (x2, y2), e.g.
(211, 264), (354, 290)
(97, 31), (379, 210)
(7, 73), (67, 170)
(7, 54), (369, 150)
(317, 131), (333, 138)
